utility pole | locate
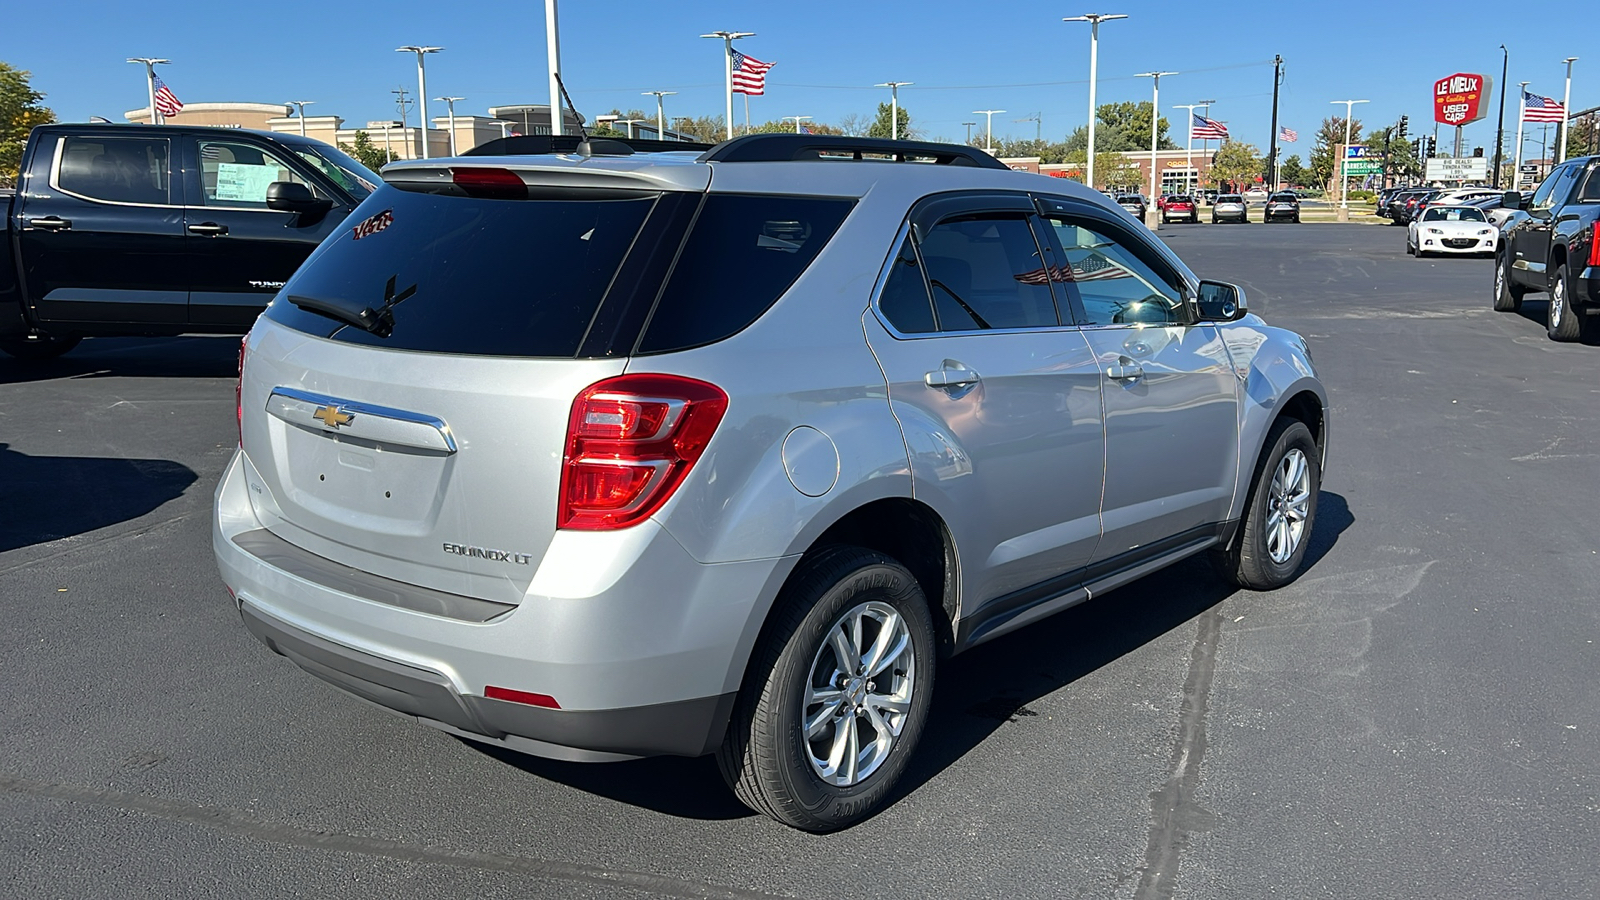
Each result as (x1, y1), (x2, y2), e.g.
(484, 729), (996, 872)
(126, 58), (170, 125)
(287, 100), (314, 138)
(1267, 54), (1283, 190)
(1014, 112), (1041, 144)
(973, 109), (1005, 153)
(1558, 57), (1579, 163)
(436, 96), (465, 155)
(1136, 71), (1177, 226)
(546, 0), (563, 136)
(701, 30), (755, 141)
(392, 86), (413, 157)
(643, 90), (677, 140)
(1174, 102), (1202, 193)
(876, 82), (913, 140)
(395, 46), (442, 158)
(1064, 14), (1128, 191)
(1493, 45), (1509, 188)
(783, 115), (812, 134)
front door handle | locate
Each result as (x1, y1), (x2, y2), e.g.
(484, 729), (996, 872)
(924, 361), (981, 389)
(187, 222), (229, 236)
(1107, 359), (1145, 381)
(27, 216), (71, 232)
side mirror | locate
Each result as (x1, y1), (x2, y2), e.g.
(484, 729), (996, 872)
(266, 181), (333, 215)
(1196, 280), (1248, 322)
(1501, 190), (1522, 210)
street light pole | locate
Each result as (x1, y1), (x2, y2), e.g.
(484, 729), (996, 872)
(1331, 98), (1370, 211)
(643, 91), (677, 140)
(126, 58), (170, 125)
(1064, 13), (1127, 190)
(876, 82), (913, 140)
(1174, 102), (1202, 193)
(962, 122), (976, 144)
(1136, 71), (1177, 223)
(973, 110), (1006, 153)
(287, 100), (314, 137)
(395, 45), (442, 158)
(783, 115), (813, 134)
(436, 97), (464, 155)
(701, 30), (755, 141)
(1493, 45), (1509, 188)
(545, 0), (563, 137)
(1558, 57), (1579, 164)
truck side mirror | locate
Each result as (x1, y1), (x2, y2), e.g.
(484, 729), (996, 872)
(1196, 280), (1248, 322)
(266, 181), (333, 217)
(1501, 190), (1522, 210)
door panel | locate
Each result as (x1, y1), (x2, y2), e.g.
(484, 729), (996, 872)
(18, 134), (187, 326)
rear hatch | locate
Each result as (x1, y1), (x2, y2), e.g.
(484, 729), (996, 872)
(239, 163), (707, 603)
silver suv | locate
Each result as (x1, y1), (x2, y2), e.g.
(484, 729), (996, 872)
(214, 134), (1326, 832)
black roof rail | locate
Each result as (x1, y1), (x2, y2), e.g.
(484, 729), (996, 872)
(462, 134), (713, 157)
(696, 133), (1010, 170)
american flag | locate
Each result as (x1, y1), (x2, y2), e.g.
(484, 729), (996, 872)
(152, 74), (183, 119)
(731, 50), (774, 96)
(1523, 89), (1566, 123)
(1013, 257), (1130, 285)
(1280, 126), (1298, 143)
(1192, 114), (1228, 140)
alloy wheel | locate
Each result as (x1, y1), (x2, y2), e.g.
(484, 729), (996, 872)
(1551, 275), (1566, 328)
(803, 600), (916, 787)
(1265, 448), (1311, 564)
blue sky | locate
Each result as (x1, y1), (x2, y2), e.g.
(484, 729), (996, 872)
(6, 1), (1588, 157)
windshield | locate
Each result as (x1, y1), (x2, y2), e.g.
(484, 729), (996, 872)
(1423, 207), (1486, 222)
(292, 144), (381, 200)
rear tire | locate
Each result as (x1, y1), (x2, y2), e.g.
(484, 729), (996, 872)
(1493, 252), (1524, 312)
(0, 335), (81, 361)
(1215, 419), (1320, 591)
(717, 546), (936, 832)
(1547, 264), (1584, 342)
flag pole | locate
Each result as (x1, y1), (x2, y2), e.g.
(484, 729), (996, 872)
(1513, 82), (1528, 187)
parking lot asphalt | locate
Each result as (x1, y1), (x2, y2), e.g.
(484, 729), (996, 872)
(2, 223), (1596, 899)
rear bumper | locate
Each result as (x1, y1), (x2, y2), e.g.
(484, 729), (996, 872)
(214, 449), (787, 760)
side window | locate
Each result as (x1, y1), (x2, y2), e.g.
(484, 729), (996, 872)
(917, 214), (1061, 331)
(56, 136), (171, 205)
(877, 236), (937, 334)
(1043, 217), (1187, 327)
(1580, 167), (1600, 202)
(197, 140), (315, 208)
(1530, 164), (1577, 211)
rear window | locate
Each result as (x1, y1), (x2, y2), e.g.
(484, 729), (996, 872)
(1269, 193), (1297, 201)
(1218, 195), (1242, 202)
(263, 185), (656, 357)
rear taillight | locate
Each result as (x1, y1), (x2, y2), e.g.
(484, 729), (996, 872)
(1589, 222), (1600, 268)
(558, 374), (729, 531)
(235, 334), (248, 446)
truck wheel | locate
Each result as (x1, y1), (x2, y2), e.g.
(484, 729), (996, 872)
(717, 546), (936, 832)
(1547, 265), (1583, 342)
(1215, 419), (1320, 591)
(1493, 252), (1523, 312)
(0, 335), (81, 361)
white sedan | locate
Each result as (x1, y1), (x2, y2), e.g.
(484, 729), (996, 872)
(1407, 205), (1498, 258)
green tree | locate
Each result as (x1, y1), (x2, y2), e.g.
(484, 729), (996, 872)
(1, 62), (56, 188)
(1566, 111), (1598, 159)
(1310, 115), (1362, 191)
(339, 131), (397, 171)
(1209, 141), (1263, 191)
(867, 102), (914, 139)
(1279, 154), (1306, 187)
(1364, 126), (1421, 182)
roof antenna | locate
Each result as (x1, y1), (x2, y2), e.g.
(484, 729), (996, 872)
(553, 73), (588, 140)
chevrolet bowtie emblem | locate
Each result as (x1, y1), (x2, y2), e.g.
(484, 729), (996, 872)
(312, 405), (354, 429)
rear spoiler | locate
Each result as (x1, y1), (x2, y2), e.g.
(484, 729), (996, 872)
(463, 135), (713, 157)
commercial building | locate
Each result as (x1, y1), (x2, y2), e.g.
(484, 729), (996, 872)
(1001, 148), (1220, 193)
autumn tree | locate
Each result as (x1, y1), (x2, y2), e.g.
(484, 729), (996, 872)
(1, 62), (55, 187)
(1209, 141), (1263, 192)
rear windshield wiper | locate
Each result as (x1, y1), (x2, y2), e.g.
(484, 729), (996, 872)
(288, 295), (390, 335)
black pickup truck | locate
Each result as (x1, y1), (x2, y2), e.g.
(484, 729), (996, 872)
(1495, 154), (1600, 342)
(2, 123), (379, 360)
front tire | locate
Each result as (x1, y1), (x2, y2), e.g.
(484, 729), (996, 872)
(1216, 419), (1320, 590)
(1547, 264), (1584, 342)
(0, 335), (81, 361)
(1493, 252), (1524, 312)
(717, 546), (936, 832)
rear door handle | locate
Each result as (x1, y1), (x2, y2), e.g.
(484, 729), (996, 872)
(187, 222), (229, 236)
(924, 362), (981, 389)
(1107, 360), (1145, 381)
(27, 216), (71, 232)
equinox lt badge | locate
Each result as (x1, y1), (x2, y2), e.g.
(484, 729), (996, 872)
(443, 543), (532, 565)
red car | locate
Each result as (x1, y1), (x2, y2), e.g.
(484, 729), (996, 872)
(1162, 194), (1199, 224)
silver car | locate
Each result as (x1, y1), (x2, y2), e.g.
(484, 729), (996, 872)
(1213, 193), (1249, 223)
(215, 133), (1327, 832)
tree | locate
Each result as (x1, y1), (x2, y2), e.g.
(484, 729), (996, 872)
(836, 113), (869, 137)
(1567, 111), (1599, 159)
(340, 131), (397, 171)
(1209, 141), (1263, 192)
(1310, 115), (1362, 192)
(1364, 126), (1421, 182)
(1279, 154), (1306, 187)
(867, 102), (914, 140)
(1, 62), (56, 188)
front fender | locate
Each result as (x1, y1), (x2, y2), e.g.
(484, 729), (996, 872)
(1220, 317), (1328, 521)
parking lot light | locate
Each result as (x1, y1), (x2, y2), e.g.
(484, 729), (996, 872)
(396, 46), (443, 158)
(1064, 14), (1128, 190)
(287, 100), (314, 138)
(1331, 99), (1370, 210)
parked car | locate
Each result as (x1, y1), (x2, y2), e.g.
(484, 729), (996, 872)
(1201, 189), (1219, 205)
(214, 133), (1328, 832)
(1243, 186), (1270, 202)
(1162, 194), (1199, 224)
(1116, 193), (1148, 219)
(1212, 193), (1249, 223)
(1263, 192), (1301, 223)
(1495, 155), (1600, 341)
(1407, 205), (1498, 258)
(1, 123), (379, 360)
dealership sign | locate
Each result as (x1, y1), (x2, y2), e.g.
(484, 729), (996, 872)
(1434, 73), (1492, 126)
(1425, 157), (1489, 182)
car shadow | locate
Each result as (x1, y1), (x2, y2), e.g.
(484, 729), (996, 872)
(0, 442), (199, 553)
(1512, 299), (1600, 345)
(459, 492), (1354, 825)
(0, 336), (241, 385)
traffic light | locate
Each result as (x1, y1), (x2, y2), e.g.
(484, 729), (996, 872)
(1473, 146), (1484, 157)
(1412, 138), (1421, 157)
(1426, 136), (1437, 157)
(1399, 115), (1409, 139)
